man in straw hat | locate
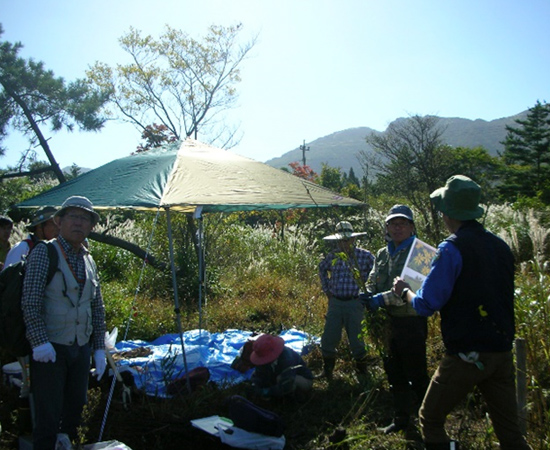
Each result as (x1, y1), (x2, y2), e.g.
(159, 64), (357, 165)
(249, 334), (313, 400)
(4, 206), (59, 269)
(22, 196), (106, 450)
(394, 175), (532, 450)
(2, 206), (59, 417)
(318, 221), (375, 379)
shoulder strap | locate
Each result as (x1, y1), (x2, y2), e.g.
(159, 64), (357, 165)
(33, 241), (60, 285)
(45, 241), (59, 285)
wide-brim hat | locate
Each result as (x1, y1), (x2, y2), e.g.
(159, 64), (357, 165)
(323, 221), (367, 241)
(385, 204), (414, 223)
(430, 175), (484, 221)
(55, 195), (100, 224)
(250, 334), (285, 366)
(26, 206), (57, 231)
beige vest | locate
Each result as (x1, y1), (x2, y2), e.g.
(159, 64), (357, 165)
(43, 240), (98, 346)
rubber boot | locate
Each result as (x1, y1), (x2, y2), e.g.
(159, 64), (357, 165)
(354, 355), (370, 375)
(378, 415), (409, 434)
(316, 357), (336, 380)
(378, 386), (411, 434)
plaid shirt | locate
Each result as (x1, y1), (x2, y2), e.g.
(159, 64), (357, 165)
(319, 246), (375, 298)
(22, 236), (106, 350)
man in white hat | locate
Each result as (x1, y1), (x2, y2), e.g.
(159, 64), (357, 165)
(318, 221), (375, 379)
(22, 196), (106, 450)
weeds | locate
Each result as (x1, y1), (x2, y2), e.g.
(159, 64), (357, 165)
(1, 206), (548, 449)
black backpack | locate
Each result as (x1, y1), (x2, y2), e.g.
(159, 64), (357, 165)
(0, 241), (59, 357)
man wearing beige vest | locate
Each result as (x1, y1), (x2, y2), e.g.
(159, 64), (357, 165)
(22, 196), (106, 450)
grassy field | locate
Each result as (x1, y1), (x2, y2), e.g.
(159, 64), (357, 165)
(1, 206), (549, 449)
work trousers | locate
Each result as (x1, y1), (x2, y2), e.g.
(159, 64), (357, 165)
(321, 297), (366, 360)
(30, 342), (91, 450)
(420, 351), (532, 450)
(383, 315), (430, 419)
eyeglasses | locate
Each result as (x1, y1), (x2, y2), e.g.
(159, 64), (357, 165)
(66, 213), (92, 223)
(387, 220), (412, 228)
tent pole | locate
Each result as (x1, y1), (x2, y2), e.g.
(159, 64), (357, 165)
(197, 212), (205, 332)
(165, 207), (191, 394)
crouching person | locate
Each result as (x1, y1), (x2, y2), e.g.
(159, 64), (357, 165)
(249, 334), (313, 401)
(22, 196), (107, 450)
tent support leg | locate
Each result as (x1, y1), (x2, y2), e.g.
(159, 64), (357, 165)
(198, 215), (205, 332)
(166, 208), (191, 394)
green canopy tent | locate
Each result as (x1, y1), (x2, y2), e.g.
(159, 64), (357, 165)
(18, 138), (362, 213)
(16, 138), (364, 389)
(17, 137), (364, 322)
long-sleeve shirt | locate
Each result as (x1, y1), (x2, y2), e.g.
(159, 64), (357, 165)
(412, 240), (463, 316)
(412, 221), (515, 354)
(251, 347), (313, 397)
(22, 236), (106, 350)
(319, 246), (375, 298)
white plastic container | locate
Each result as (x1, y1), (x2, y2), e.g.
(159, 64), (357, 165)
(2, 361), (23, 387)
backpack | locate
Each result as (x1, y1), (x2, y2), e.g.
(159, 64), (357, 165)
(227, 395), (285, 437)
(0, 241), (59, 357)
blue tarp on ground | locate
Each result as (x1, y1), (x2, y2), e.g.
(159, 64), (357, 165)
(113, 328), (319, 397)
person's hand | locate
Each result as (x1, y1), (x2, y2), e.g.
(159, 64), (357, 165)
(33, 342), (56, 363)
(392, 277), (410, 298)
(93, 349), (107, 380)
(359, 293), (384, 311)
(382, 290), (406, 307)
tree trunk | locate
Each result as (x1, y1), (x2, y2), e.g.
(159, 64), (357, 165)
(88, 231), (167, 271)
(0, 83), (66, 184)
(0, 166), (54, 180)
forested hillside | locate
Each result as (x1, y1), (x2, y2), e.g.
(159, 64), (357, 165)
(266, 111), (529, 176)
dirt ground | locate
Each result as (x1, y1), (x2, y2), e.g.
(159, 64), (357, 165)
(0, 357), (400, 450)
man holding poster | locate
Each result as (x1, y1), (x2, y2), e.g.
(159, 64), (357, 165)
(360, 205), (430, 435)
(394, 175), (531, 450)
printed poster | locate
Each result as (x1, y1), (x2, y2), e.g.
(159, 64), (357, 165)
(400, 237), (437, 293)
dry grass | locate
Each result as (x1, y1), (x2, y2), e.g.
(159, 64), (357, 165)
(1, 210), (548, 449)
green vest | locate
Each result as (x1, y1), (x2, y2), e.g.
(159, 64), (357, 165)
(367, 244), (418, 318)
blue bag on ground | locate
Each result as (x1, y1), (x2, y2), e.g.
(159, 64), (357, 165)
(227, 395), (285, 437)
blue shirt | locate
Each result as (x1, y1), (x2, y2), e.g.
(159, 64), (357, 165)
(319, 246), (375, 298)
(411, 240), (463, 316)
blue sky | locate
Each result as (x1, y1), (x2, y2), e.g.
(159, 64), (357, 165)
(1, 0), (549, 170)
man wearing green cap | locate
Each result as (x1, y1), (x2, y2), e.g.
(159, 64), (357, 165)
(394, 175), (531, 450)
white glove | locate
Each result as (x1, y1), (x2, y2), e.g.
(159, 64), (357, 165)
(33, 342), (56, 363)
(93, 349), (107, 380)
(104, 327), (118, 350)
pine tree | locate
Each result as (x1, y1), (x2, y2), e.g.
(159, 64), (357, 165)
(500, 101), (550, 202)
(0, 25), (109, 182)
(347, 167), (360, 187)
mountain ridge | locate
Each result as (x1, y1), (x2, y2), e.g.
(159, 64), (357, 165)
(265, 111), (528, 176)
